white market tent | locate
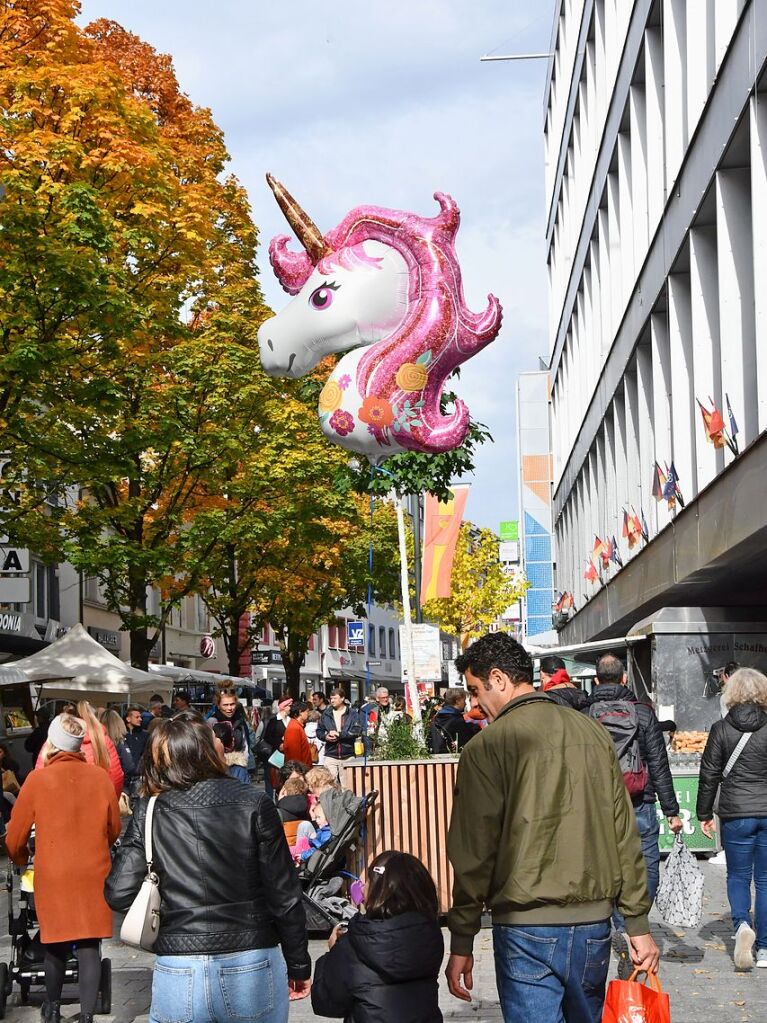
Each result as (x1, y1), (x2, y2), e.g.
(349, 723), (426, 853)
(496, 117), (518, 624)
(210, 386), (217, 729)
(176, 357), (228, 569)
(0, 623), (172, 703)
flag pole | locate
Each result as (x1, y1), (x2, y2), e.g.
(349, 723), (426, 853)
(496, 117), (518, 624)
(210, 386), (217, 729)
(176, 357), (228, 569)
(395, 492), (422, 727)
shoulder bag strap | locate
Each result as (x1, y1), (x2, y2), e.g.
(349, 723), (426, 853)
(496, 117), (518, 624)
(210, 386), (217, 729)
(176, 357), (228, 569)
(144, 795), (158, 870)
(722, 732), (752, 779)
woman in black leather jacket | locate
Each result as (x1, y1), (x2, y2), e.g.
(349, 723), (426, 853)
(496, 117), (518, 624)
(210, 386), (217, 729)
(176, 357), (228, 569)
(697, 667), (767, 971)
(106, 715), (311, 1022)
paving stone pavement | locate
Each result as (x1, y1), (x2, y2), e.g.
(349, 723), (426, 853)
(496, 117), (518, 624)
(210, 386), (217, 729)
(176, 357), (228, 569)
(0, 861), (765, 1021)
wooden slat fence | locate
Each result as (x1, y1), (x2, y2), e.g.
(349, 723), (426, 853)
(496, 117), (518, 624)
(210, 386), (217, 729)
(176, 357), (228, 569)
(346, 756), (459, 914)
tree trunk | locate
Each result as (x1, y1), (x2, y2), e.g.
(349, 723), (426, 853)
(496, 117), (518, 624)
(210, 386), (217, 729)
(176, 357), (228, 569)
(127, 563), (153, 670)
(282, 651), (302, 700)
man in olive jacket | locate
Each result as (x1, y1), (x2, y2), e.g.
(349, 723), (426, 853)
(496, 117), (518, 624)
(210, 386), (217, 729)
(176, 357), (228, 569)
(446, 633), (658, 1023)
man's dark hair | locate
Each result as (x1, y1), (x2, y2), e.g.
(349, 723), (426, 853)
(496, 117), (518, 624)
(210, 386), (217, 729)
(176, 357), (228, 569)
(149, 694), (165, 705)
(455, 633), (533, 684)
(724, 661), (740, 678)
(289, 701), (311, 718)
(174, 690), (191, 705)
(540, 655), (566, 675)
(595, 653), (625, 684)
(330, 687), (346, 699)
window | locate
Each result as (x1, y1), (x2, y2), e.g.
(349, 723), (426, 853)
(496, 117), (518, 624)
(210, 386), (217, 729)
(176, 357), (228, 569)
(328, 622), (338, 649)
(368, 624), (375, 656)
(337, 618), (347, 651)
(32, 562), (58, 622)
(196, 595), (210, 633)
(379, 626), (386, 658)
(308, 634), (315, 652)
(388, 628), (395, 660)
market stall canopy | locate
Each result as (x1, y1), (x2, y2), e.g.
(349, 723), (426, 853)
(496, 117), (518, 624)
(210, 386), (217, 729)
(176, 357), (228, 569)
(0, 623), (172, 702)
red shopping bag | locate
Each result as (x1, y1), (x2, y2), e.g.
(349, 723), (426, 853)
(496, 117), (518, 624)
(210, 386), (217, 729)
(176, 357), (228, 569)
(603, 970), (671, 1023)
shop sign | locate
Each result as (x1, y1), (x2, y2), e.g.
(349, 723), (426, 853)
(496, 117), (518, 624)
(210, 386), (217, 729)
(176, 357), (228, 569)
(0, 612), (22, 633)
(87, 626), (121, 653)
(200, 635), (216, 658)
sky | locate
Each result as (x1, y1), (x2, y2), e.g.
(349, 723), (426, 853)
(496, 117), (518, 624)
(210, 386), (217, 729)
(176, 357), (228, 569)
(79, 0), (555, 533)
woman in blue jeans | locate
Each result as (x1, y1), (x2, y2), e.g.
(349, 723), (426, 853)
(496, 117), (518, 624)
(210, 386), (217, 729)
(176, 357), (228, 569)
(106, 712), (311, 1022)
(698, 667), (767, 971)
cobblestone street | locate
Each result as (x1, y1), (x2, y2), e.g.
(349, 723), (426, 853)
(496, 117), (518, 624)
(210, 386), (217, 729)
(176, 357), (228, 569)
(0, 860), (764, 1021)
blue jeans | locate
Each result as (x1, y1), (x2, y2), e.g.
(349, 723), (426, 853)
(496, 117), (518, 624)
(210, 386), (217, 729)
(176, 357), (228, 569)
(493, 921), (611, 1023)
(612, 802), (658, 930)
(722, 817), (767, 948)
(150, 947), (289, 1023)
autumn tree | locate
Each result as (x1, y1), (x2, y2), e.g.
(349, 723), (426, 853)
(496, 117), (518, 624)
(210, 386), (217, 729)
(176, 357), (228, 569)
(0, 6), (271, 665)
(421, 523), (527, 648)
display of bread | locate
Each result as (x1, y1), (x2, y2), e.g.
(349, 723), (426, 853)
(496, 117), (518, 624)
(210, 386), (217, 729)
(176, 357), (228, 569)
(671, 730), (708, 752)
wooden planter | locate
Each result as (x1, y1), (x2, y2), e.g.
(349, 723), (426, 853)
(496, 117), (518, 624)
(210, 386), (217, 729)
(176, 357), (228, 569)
(345, 755), (459, 915)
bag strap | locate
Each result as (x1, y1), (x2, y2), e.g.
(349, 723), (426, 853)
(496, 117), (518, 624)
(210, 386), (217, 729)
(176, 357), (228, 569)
(144, 795), (158, 870)
(723, 732), (752, 779)
(628, 969), (663, 993)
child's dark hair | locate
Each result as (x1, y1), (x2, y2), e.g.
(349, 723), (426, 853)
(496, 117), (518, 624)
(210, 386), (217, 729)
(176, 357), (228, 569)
(279, 759), (308, 784)
(364, 851), (439, 921)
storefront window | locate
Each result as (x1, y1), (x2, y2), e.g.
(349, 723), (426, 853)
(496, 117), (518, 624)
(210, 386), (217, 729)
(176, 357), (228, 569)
(368, 625), (375, 655)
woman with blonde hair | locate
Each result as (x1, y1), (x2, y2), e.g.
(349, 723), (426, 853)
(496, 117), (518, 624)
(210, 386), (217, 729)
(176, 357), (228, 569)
(7, 714), (121, 1023)
(698, 667), (767, 970)
(36, 701), (124, 796)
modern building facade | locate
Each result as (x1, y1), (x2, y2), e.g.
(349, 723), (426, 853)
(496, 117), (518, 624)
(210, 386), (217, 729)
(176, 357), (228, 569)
(545, 0), (767, 654)
(516, 371), (555, 639)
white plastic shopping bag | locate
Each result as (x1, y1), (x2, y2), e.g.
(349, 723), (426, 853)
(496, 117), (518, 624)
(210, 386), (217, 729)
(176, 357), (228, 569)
(655, 833), (705, 928)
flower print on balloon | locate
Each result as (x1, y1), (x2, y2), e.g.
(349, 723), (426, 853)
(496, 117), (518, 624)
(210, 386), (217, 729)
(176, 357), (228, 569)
(258, 174), (502, 463)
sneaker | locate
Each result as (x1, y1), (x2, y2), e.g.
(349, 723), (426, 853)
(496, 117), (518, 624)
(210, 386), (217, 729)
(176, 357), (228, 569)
(756, 948), (767, 968)
(734, 921), (756, 970)
(611, 928), (633, 980)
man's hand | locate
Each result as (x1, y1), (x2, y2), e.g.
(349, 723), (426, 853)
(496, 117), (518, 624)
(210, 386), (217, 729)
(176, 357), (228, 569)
(288, 978), (311, 1001)
(628, 933), (660, 974)
(445, 954), (474, 1002)
(701, 819), (716, 840)
(328, 924), (346, 950)
(667, 816), (683, 834)
(327, 730), (339, 741)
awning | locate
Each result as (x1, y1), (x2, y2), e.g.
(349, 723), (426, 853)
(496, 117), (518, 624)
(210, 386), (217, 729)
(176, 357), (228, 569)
(0, 623), (173, 702)
(526, 635), (646, 658)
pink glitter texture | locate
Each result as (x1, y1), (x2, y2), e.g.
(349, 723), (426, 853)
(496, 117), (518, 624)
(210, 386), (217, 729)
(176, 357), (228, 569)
(269, 193), (502, 454)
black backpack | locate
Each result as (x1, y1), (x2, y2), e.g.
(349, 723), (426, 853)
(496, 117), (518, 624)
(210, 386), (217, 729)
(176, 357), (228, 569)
(588, 699), (649, 797)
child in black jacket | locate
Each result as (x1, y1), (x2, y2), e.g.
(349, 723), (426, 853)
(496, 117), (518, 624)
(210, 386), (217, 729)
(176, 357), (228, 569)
(311, 851), (443, 1023)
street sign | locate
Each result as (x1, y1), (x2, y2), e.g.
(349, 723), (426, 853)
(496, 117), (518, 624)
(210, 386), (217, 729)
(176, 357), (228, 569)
(499, 520), (519, 542)
(366, 660), (382, 667)
(0, 546), (29, 573)
(0, 577), (30, 603)
(347, 621), (365, 649)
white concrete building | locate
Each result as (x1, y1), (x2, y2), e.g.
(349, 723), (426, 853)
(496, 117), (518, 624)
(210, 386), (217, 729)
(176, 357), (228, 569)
(545, 0), (767, 646)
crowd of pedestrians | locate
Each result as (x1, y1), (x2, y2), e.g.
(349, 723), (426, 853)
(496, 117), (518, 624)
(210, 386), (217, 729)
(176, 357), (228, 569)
(0, 636), (764, 1022)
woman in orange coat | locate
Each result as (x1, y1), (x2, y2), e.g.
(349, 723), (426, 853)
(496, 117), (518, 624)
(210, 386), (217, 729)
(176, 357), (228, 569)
(7, 713), (121, 1023)
(282, 702), (315, 769)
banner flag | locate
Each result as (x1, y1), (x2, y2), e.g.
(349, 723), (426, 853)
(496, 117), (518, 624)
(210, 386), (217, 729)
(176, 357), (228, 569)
(420, 484), (470, 603)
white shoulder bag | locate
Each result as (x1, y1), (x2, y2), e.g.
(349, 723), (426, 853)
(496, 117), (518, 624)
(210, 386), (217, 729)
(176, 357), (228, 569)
(120, 795), (161, 951)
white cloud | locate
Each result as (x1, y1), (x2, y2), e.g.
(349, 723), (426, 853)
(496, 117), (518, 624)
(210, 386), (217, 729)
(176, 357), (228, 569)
(79, 0), (555, 530)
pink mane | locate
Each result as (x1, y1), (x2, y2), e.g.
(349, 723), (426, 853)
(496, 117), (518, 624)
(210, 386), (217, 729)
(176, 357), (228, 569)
(269, 193), (502, 453)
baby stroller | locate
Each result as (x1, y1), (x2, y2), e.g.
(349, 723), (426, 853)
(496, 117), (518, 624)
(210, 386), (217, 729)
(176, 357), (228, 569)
(299, 789), (378, 933)
(2, 860), (111, 1018)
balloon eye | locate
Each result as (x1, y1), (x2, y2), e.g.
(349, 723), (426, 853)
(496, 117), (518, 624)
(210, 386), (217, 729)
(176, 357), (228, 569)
(308, 281), (339, 310)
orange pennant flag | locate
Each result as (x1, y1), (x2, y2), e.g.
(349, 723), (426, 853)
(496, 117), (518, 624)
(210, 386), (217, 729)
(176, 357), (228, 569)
(420, 485), (470, 603)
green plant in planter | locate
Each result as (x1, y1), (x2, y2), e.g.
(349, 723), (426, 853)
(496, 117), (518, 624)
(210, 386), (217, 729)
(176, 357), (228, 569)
(374, 716), (430, 761)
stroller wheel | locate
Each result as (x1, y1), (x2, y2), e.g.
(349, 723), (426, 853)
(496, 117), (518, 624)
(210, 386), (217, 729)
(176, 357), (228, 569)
(0, 963), (8, 1018)
(97, 958), (111, 1015)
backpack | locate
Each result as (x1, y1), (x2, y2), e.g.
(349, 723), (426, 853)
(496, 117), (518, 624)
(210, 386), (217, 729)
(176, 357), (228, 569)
(588, 699), (649, 797)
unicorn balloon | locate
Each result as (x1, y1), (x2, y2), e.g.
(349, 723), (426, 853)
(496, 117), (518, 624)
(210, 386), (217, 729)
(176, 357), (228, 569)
(258, 174), (502, 463)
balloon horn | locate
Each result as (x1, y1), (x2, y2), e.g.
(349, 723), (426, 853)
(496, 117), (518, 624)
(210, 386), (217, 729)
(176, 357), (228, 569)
(266, 173), (330, 264)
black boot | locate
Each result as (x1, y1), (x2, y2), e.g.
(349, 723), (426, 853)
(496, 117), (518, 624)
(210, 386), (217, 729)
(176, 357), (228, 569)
(41, 1002), (61, 1023)
(78, 1016), (94, 1023)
